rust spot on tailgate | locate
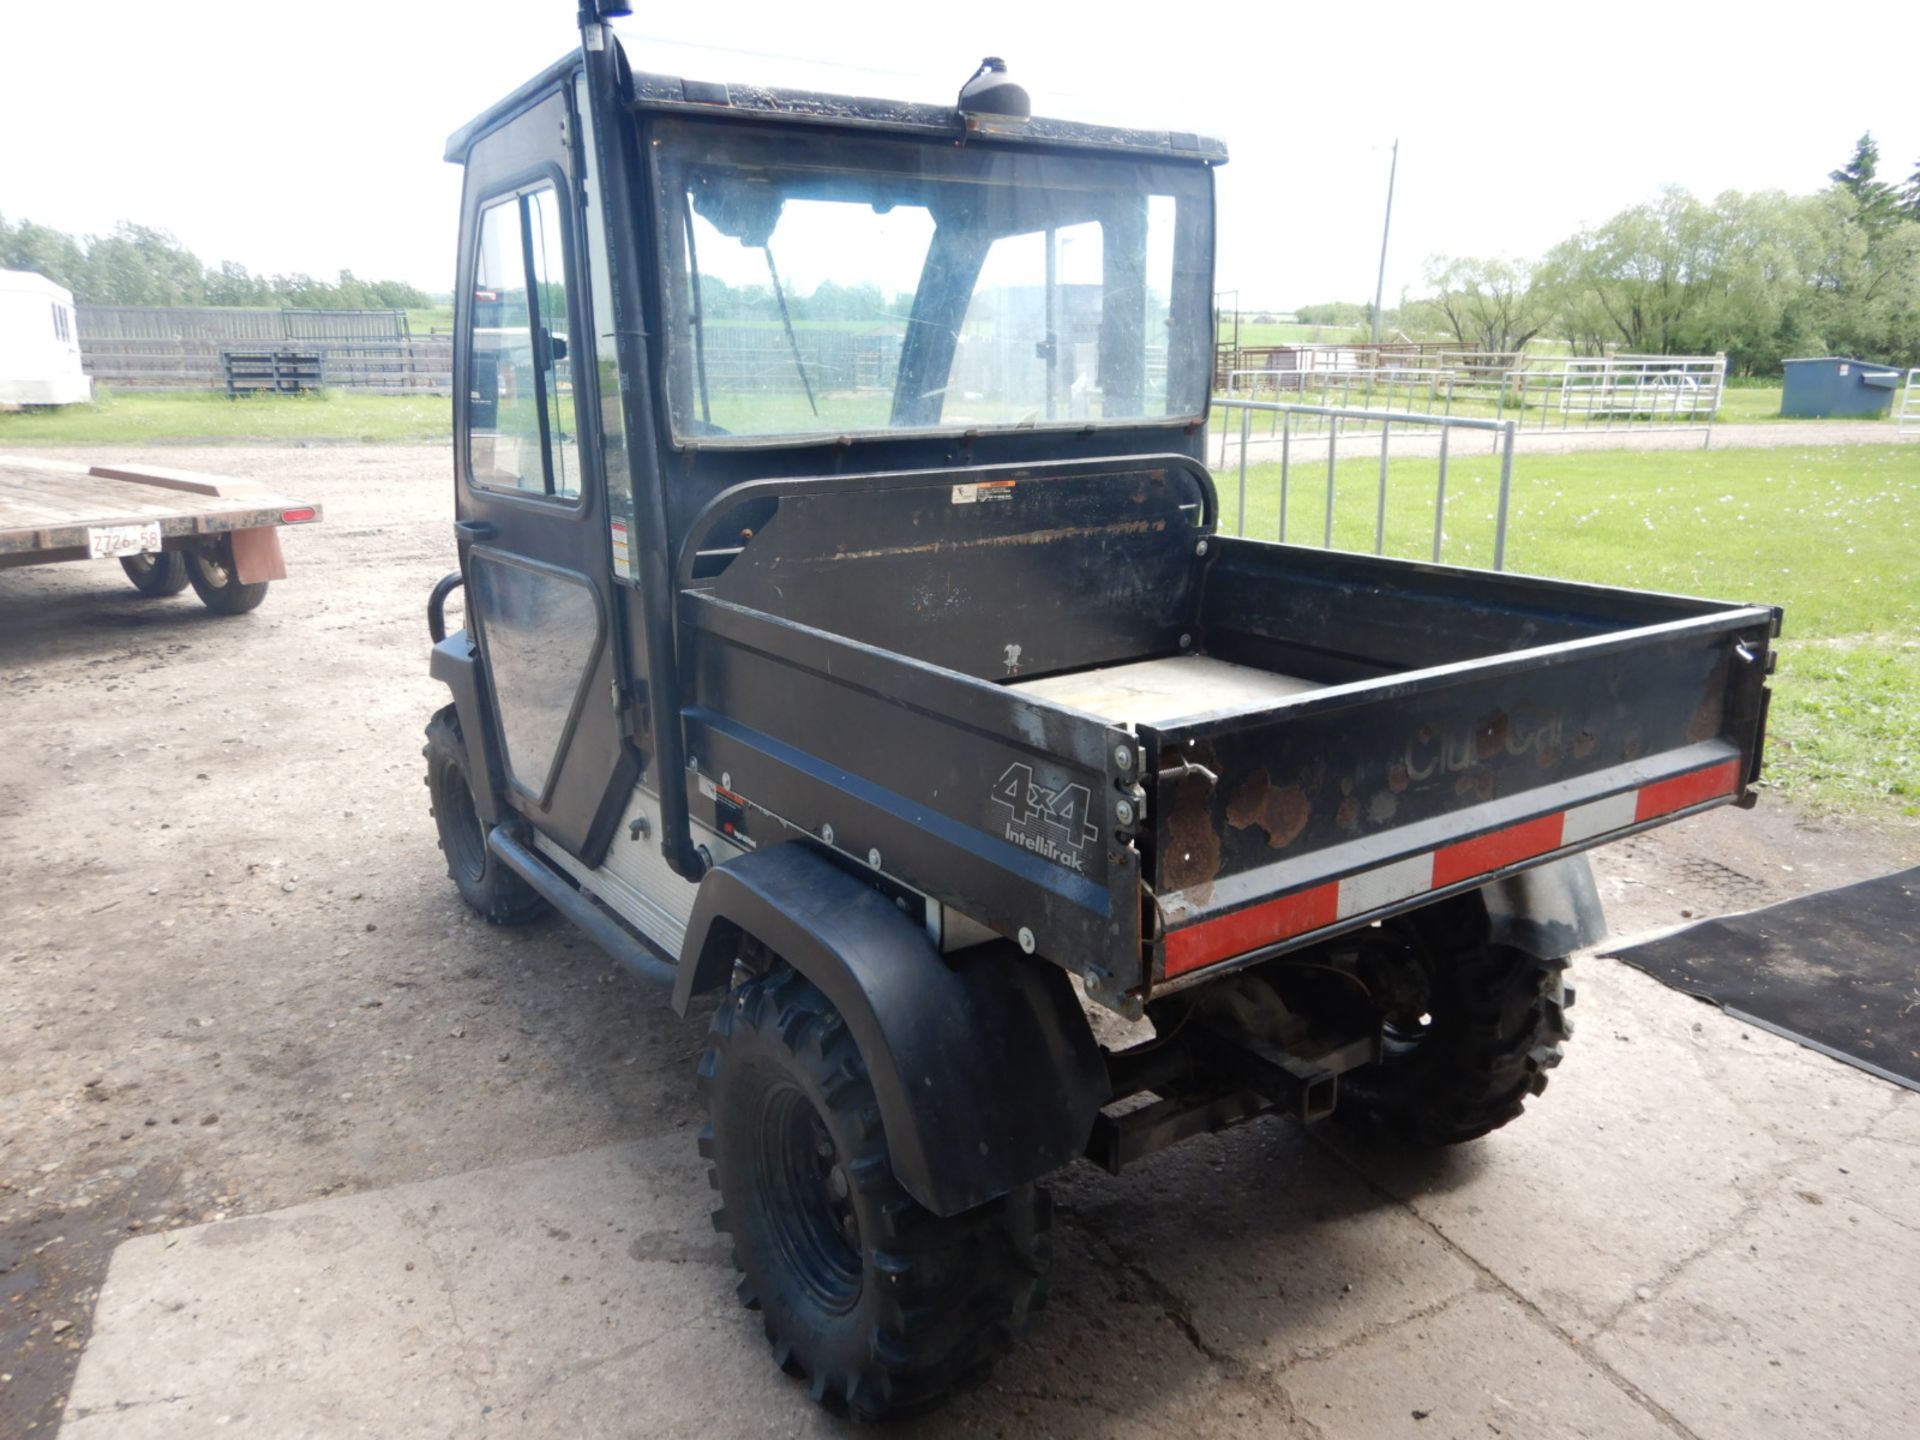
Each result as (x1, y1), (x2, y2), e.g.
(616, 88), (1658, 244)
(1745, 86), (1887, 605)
(1688, 650), (1733, 742)
(1161, 771), (1222, 902)
(1224, 769), (1312, 851)
(1454, 770), (1497, 803)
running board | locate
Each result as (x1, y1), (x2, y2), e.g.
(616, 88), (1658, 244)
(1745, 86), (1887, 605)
(486, 826), (678, 989)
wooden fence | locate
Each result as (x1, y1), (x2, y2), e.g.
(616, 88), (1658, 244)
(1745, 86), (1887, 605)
(79, 335), (453, 394)
(75, 306), (451, 394)
(76, 305), (411, 342)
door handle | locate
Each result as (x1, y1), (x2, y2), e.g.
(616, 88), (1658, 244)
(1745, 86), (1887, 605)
(453, 519), (497, 542)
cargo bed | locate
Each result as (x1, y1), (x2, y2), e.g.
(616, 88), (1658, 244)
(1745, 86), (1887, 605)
(1131, 540), (1775, 988)
(678, 457), (1776, 1008)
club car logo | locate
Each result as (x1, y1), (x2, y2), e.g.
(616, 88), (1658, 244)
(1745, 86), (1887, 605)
(992, 763), (1097, 872)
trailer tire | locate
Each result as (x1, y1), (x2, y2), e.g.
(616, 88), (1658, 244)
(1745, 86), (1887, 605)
(120, 552), (190, 597)
(422, 705), (548, 926)
(700, 963), (1048, 1422)
(185, 547), (269, 615)
(1341, 913), (1573, 1146)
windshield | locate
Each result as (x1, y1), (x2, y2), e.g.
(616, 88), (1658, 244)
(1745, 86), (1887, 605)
(650, 117), (1214, 444)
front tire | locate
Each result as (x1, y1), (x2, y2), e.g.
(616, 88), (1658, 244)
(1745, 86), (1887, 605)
(120, 552), (189, 597)
(700, 963), (1048, 1422)
(422, 705), (548, 925)
(1340, 897), (1574, 1146)
(185, 546), (269, 614)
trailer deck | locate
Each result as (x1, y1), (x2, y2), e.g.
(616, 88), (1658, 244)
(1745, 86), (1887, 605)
(0, 455), (321, 570)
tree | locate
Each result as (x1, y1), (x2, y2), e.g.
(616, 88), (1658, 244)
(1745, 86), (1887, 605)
(1524, 181), (1920, 373)
(1829, 132), (1901, 232)
(0, 214), (87, 292)
(1421, 256), (1549, 353)
(0, 214), (428, 312)
(80, 223), (206, 305)
(1535, 188), (1718, 356)
(1293, 300), (1368, 327)
(1795, 188), (1920, 367)
(1830, 131), (1881, 190)
(203, 259), (271, 307)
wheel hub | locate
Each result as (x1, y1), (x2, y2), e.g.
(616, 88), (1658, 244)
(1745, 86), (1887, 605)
(757, 1087), (862, 1311)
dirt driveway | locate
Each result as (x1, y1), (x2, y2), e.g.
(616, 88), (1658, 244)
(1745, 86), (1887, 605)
(2, 444), (1914, 1437)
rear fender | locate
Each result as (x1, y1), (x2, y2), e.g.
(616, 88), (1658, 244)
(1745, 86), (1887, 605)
(429, 630), (505, 825)
(674, 843), (1108, 1217)
(1480, 854), (1607, 959)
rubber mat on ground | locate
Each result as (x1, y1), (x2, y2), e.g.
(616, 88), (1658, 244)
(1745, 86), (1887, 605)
(1608, 867), (1920, 1091)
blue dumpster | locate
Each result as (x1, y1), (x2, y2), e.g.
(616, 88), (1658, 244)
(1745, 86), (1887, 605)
(1780, 356), (1903, 418)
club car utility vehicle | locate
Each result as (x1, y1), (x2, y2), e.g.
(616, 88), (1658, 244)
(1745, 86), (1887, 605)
(424, 3), (1779, 1419)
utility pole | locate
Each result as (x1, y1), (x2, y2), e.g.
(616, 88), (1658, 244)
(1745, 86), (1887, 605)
(1370, 139), (1398, 348)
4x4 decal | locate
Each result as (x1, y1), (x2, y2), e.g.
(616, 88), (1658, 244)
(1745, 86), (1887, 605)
(992, 762), (1097, 873)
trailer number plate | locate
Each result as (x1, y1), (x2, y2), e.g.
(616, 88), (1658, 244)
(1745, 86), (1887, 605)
(87, 523), (162, 560)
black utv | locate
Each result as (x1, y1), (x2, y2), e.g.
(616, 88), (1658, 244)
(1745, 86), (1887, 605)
(423, 3), (1777, 1420)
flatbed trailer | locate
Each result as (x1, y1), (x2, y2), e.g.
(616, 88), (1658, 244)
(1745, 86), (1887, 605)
(0, 454), (321, 613)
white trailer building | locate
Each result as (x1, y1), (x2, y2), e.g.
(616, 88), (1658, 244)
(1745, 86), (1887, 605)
(0, 269), (92, 406)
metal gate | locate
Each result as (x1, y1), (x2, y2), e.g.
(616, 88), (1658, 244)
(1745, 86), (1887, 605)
(1213, 398), (1518, 570)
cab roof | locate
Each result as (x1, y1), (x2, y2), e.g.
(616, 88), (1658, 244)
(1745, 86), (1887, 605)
(445, 45), (1227, 166)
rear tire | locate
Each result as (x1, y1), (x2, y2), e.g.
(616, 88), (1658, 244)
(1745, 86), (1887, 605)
(185, 547), (269, 615)
(1340, 898), (1574, 1146)
(700, 963), (1048, 1422)
(422, 705), (548, 925)
(120, 552), (189, 597)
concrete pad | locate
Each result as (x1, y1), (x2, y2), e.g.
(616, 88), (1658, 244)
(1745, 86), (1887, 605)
(1327, 955), (1903, 1336)
(60, 1136), (1294, 1440)
(1594, 1098), (1920, 1440)
(57, 951), (1920, 1439)
(1055, 1121), (1479, 1368)
(1283, 1289), (1673, 1439)
(60, 1142), (780, 1440)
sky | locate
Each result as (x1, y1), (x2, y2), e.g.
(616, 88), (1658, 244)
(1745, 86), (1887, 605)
(3, 1), (1918, 312)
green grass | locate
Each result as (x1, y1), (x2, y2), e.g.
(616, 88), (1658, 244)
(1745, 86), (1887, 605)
(1212, 442), (1920, 819)
(0, 389), (452, 444)
(407, 305), (455, 335)
(1712, 384), (1786, 422)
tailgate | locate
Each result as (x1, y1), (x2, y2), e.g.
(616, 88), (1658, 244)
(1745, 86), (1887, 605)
(1143, 598), (1776, 987)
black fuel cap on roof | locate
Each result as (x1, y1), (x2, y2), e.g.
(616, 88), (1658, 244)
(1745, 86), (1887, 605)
(958, 57), (1030, 118)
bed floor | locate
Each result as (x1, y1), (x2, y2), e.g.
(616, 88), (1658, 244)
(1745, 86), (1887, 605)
(1011, 654), (1323, 728)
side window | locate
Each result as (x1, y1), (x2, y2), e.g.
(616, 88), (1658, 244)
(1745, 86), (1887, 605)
(468, 184), (577, 499)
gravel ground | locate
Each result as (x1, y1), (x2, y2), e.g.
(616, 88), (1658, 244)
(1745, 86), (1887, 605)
(1, 442), (1912, 1436)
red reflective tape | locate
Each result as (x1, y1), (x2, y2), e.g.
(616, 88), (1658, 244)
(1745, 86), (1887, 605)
(1162, 757), (1742, 983)
(1164, 882), (1339, 979)
(1431, 812), (1565, 890)
(279, 507), (317, 524)
(1635, 758), (1742, 822)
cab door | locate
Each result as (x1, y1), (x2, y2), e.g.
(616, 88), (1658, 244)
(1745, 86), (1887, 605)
(453, 85), (636, 861)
